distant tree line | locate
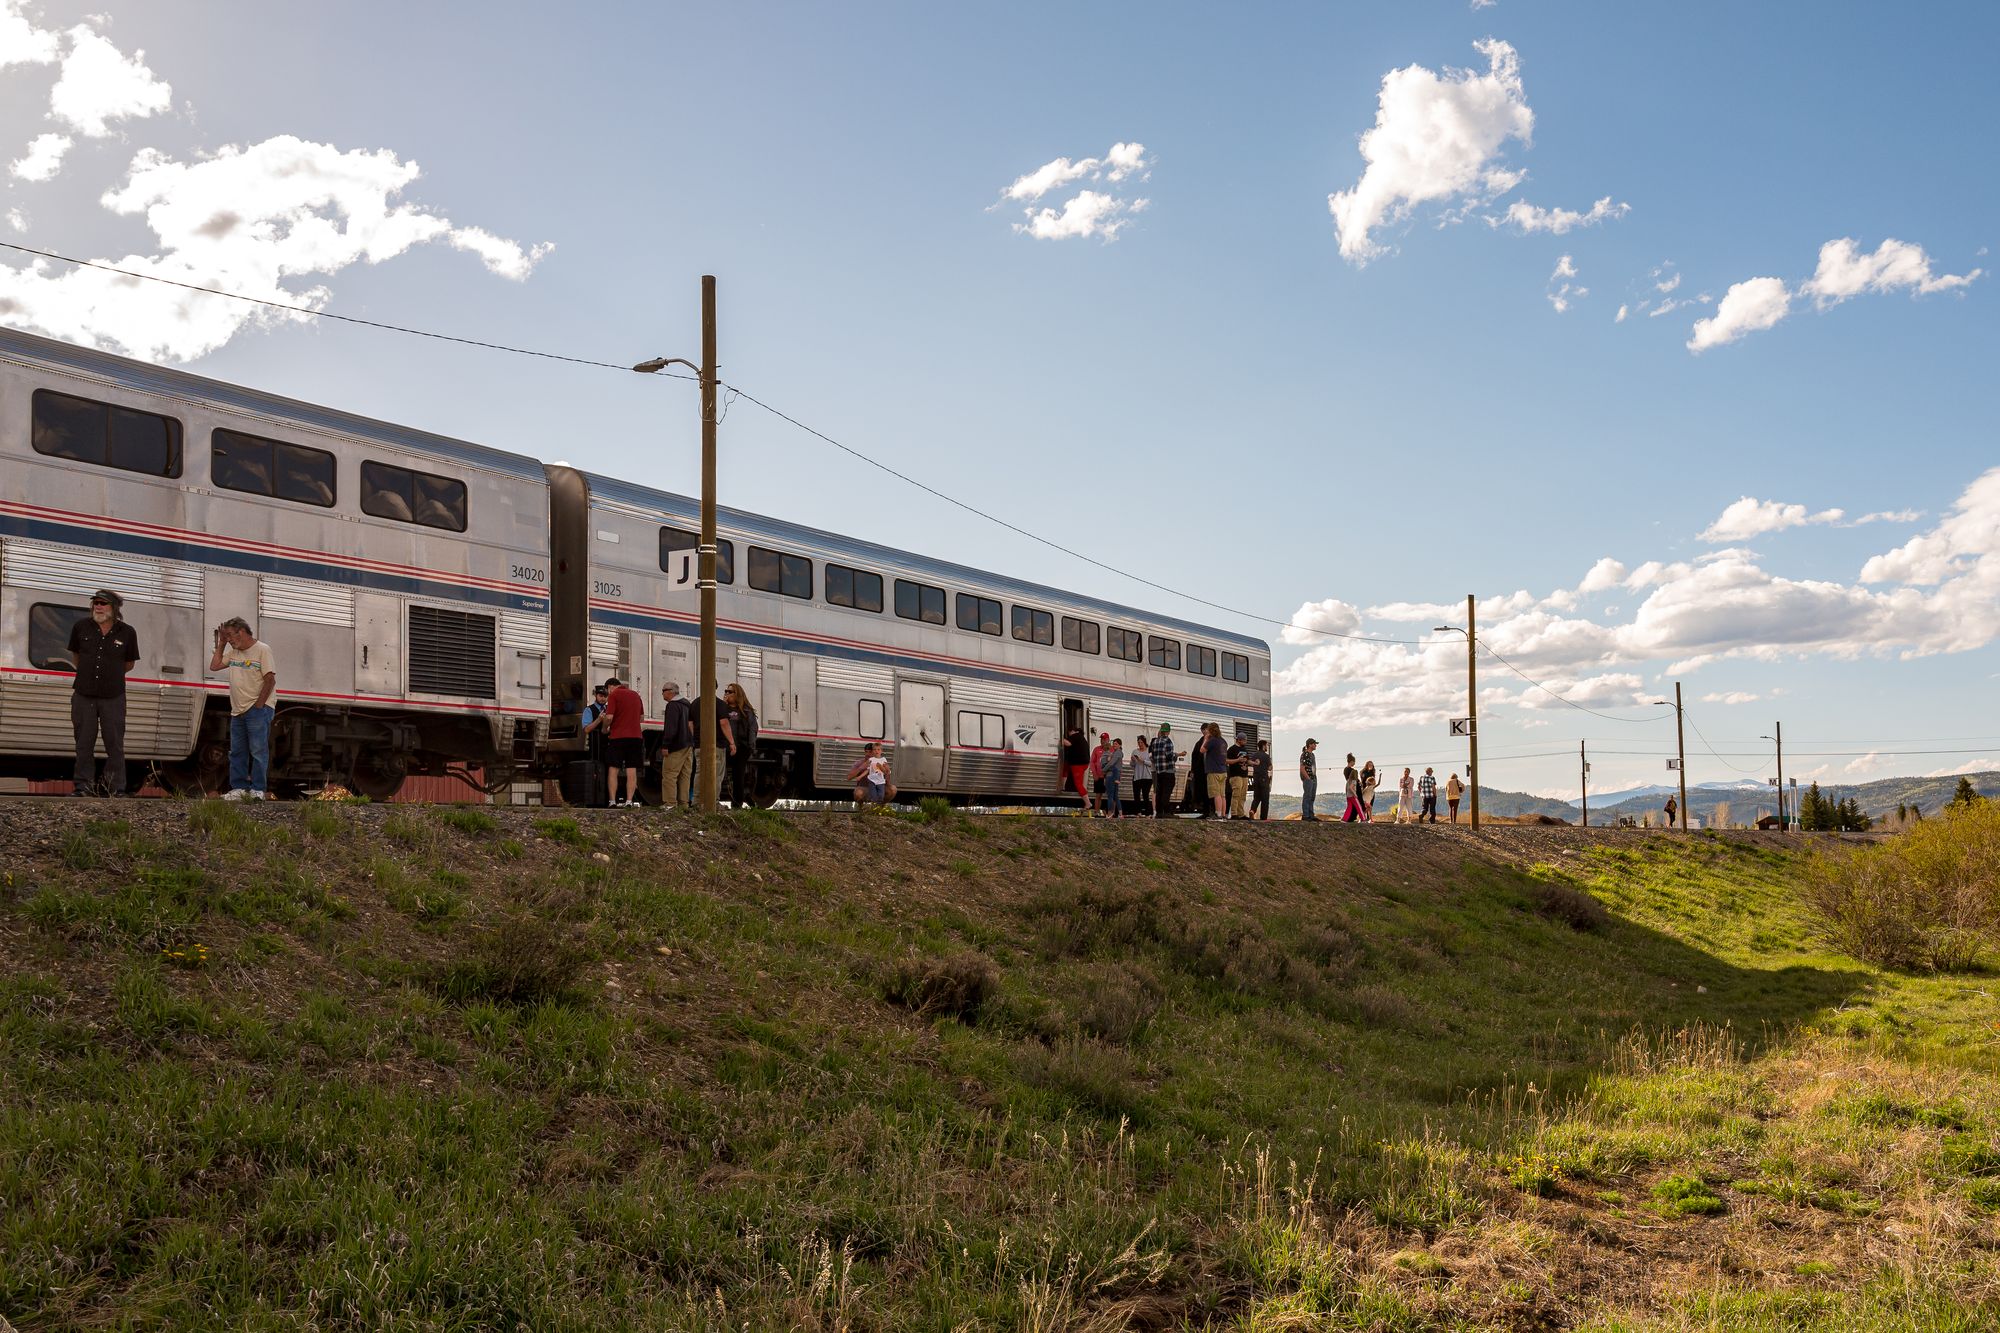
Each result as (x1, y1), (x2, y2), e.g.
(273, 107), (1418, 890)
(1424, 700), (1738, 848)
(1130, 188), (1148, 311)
(1798, 781), (1872, 832)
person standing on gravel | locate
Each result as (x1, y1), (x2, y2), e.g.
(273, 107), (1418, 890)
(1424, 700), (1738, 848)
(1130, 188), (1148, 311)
(1148, 724), (1178, 818)
(67, 589), (139, 797)
(601, 677), (646, 808)
(657, 682), (695, 808)
(1342, 753), (1362, 823)
(1360, 761), (1380, 822)
(1063, 726), (1090, 811)
(1418, 767), (1439, 822)
(1201, 724), (1228, 819)
(1225, 734), (1250, 819)
(1397, 767), (1416, 823)
(1446, 771), (1465, 823)
(1250, 740), (1273, 820)
(1129, 735), (1153, 815)
(210, 617), (276, 802)
(1100, 738), (1125, 818)
(1299, 739), (1320, 821)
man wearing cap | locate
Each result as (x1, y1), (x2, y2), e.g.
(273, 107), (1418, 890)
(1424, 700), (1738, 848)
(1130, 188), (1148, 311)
(1299, 738), (1320, 821)
(600, 676), (645, 808)
(1147, 723), (1178, 818)
(67, 590), (140, 796)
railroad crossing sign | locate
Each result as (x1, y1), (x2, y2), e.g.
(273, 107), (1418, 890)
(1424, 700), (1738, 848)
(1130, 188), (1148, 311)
(1448, 717), (1475, 738)
(1666, 758), (1683, 770)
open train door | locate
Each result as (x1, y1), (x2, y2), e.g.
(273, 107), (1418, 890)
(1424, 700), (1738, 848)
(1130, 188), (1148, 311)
(1056, 697), (1089, 798)
(896, 677), (946, 789)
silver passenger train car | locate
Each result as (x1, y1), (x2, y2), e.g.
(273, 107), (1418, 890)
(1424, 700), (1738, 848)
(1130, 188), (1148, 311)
(1, 326), (1270, 803)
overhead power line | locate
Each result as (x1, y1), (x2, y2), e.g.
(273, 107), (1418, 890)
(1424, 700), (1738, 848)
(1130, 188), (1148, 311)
(1473, 640), (1672, 724)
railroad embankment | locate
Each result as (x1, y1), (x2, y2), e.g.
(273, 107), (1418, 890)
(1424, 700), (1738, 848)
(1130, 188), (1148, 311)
(1, 804), (1995, 1329)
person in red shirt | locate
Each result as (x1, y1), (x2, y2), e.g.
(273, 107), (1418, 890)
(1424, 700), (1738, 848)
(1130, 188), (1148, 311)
(601, 677), (646, 808)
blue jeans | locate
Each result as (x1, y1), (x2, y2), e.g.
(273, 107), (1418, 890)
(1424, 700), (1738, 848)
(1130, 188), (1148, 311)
(1301, 777), (1317, 818)
(229, 706), (273, 793)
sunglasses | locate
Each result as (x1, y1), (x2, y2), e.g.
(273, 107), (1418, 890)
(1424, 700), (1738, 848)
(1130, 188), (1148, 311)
(90, 598), (110, 606)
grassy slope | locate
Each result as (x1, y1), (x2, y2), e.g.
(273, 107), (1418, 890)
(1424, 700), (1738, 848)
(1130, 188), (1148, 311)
(0, 805), (1995, 1331)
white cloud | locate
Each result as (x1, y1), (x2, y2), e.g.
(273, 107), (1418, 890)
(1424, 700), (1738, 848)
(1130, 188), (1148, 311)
(48, 22), (171, 136)
(1699, 691), (1762, 705)
(1656, 271), (1682, 294)
(0, 0), (58, 68)
(1327, 39), (1534, 263)
(1000, 142), (1150, 242)
(4, 206), (23, 232)
(1802, 237), (1982, 308)
(1577, 557), (1627, 594)
(1470, 0), (1497, 9)
(1281, 597), (1365, 645)
(0, 134), (552, 362)
(1546, 252), (1586, 312)
(10, 131), (69, 181)
(1854, 509), (1922, 525)
(1013, 189), (1144, 242)
(1615, 303), (1628, 323)
(1699, 497), (1844, 543)
(1859, 466), (2000, 585)
(1687, 277), (1790, 352)
(1495, 195), (1628, 234)
(1552, 254), (1577, 279)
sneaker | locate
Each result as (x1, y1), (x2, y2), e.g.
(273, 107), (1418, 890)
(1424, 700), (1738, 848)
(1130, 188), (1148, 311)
(220, 789), (249, 802)
(251, 791), (269, 802)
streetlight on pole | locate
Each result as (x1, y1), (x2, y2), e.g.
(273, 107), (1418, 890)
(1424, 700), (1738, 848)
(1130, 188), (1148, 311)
(1431, 594), (1479, 829)
(633, 275), (720, 812)
(1646, 688), (1689, 830)
(1759, 724), (1786, 832)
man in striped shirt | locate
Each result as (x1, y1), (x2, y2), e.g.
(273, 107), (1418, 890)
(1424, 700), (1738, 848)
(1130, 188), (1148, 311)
(1148, 724), (1178, 818)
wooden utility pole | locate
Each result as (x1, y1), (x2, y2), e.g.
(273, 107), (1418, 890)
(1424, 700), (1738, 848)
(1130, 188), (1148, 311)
(1774, 720), (1786, 832)
(697, 275), (720, 814)
(1467, 593), (1480, 830)
(1674, 681), (1689, 830)
(1580, 739), (1588, 828)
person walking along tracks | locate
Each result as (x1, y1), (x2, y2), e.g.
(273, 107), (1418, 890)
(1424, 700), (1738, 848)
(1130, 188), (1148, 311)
(67, 590), (139, 796)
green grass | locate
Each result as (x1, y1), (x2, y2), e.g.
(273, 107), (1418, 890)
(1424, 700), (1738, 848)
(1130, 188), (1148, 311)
(1, 817), (1995, 1328)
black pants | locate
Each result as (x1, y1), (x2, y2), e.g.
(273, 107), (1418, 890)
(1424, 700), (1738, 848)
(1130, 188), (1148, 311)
(729, 750), (754, 809)
(1251, 784), (1270, 820)
(1422, 794), (1438, 822)
(1133, 778), (1152, 813)
(1153, 773), (1174, 817)
(72, 693), (127, 795)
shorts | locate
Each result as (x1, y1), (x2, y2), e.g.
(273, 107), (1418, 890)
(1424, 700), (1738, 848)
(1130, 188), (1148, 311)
(1206, 773), (1226, 799)
(606, 737), (642, 767)
(1092, 776), (1105, 795)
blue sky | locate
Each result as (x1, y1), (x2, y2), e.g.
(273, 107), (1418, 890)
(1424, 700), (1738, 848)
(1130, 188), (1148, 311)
(4, 0), (1995, 803)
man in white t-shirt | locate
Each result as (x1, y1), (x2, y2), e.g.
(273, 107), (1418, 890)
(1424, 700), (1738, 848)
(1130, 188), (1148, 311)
(208, 617), (278, 801)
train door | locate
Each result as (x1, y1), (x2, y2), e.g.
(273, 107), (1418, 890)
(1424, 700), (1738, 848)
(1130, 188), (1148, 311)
(763, 653), (791, 731)
(354, 592), (401, 695)
(656, 641), (692, 699)
(896, 677), (946, 788)
(1056, 696), (1089, 794)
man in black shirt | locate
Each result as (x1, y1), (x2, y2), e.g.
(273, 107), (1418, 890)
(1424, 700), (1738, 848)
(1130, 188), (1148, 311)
(67, 589), (140, 796)
(1250, 740), (1274, 820)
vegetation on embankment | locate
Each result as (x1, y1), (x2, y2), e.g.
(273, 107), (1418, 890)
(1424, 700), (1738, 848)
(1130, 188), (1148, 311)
(1, 804), (1995, 1330)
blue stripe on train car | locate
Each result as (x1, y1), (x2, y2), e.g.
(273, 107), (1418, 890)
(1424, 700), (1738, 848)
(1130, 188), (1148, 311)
(0, 514), (549, 615)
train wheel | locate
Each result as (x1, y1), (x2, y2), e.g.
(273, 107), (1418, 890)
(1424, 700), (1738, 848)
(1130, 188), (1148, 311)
(752, 769), (786, 808)
(349, 751), (408, 803)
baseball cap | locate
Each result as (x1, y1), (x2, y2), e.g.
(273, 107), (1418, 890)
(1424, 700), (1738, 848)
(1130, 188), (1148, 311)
(1099, 731), (1109, 740)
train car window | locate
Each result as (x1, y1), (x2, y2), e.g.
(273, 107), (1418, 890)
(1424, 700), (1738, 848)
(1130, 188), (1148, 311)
(1011, 605), (1054, 645)
(28, 603), (86, 670)
(1061, 616), (1101, 655)
(956, 593), (1002, 636)
(1187, 644), (1218, 677)
(361, 460), (467, 531)
(858, 699), (886, 740)
(826, 563), (883, 612)
(211, 430), (336, 507)
(658, 527), (735, 584)
(894, 579), (946, 624)
(748, 546), (813, 599)
(32, 389), (182, 478)
(1147, 635), (1181, 670)
(1222, 651), (1251, 683)
(1107, 627), (1143, 663)
(957, 710), (1006, 749)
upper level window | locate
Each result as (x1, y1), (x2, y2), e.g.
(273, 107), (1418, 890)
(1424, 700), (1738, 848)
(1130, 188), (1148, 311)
(956, 593), (1002, 636)
(658, 526), (735, 584)
(895, 579), (946, 624)
(1061, 616), (1100, 655)
(1011, 605), (1054, 645)
(32, 389), (182, 478)
(1107, 627), (1143, 663)
(1147, 635), (1180, 670)
(826, 563), (883, 613)
(1222, 651), (1251, 683)
(361, 460), (467, 532)
(211, 429), (335, 507)
(1187, 644), (1218, 677)
(747, 545), (813, 599)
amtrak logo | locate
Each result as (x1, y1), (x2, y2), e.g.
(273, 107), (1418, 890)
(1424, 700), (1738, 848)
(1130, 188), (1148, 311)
(1014, 726), (1038, 746)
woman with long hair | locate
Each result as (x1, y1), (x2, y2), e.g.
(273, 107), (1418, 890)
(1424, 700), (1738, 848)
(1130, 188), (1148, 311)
(721, 681), (759, 809)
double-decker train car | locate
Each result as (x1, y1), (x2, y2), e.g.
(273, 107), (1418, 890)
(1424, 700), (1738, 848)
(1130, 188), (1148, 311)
(0, 327), (553, 798)
(0, 325), (1271, 804)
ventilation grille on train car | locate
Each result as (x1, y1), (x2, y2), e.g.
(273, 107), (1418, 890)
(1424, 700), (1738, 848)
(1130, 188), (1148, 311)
(409, 605), (497, 699)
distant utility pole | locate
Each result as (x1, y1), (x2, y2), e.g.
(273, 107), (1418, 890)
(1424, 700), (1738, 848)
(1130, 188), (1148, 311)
(1580, 739), (1589, 828)
(1761, 721), (1786, 830)
(1467, 594), (1480, 830)
(1674, 681), (1688, 831)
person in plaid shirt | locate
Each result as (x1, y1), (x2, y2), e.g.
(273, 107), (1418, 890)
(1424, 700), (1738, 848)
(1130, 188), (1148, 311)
(1418, 767), (1439, 823)
(1148, 724), (1178, 818)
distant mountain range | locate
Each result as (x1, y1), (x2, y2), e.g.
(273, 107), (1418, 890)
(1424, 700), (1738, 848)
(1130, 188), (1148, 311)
(1264, 772), (1998, 826)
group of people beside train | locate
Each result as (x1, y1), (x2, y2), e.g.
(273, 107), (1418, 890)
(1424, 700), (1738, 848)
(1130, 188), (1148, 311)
(580, 677), (763, 810)
(1298, 739), (1467, 823)
(61, 589), (278, 801)
(1063, 722), (1275, 819)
